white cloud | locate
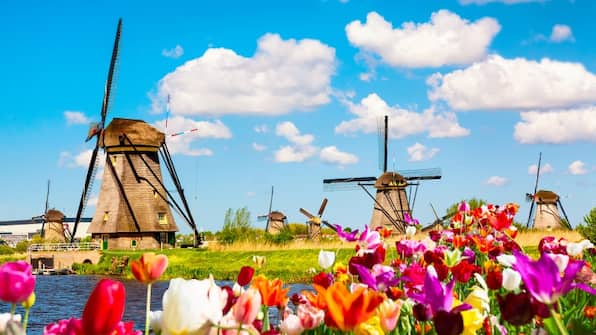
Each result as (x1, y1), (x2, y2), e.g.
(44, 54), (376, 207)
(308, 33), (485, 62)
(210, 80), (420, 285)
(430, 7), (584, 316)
(407, 143), (440, 162)
(246, 191), (256, 197)
(87, 195), (98, 207)
(155, 34), (336, 116)
(486, 176), (508, 186)
(274, 121), (317, 163)
(568, 160), (587, 175)
(550, 24), (574, 42)
(528, 163), (554, 175)
(58, 149), (106, 169)
(64, 111), (90, 125)
(514, 107), (596, 144)
(346, 11), (500, 68)
(162, 45), (184, 59)
(254, 124), (269, 133)
(155, 116), (232, 156)
(252, 142), (267, 152)
(335, 93), (470, 138)
(460, 0), (544, 4)
(429, 55), (596, 110)
(320, 146), (359, 165)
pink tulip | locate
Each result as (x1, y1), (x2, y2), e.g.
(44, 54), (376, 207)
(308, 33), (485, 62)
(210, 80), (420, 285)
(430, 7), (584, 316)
(130, 253), (168, 284)
(378, 299), (403, 332)
(280, 314), (304, 335)
(232, 288), (261, 325)
(296, 303), (324, 329)
(0, 261), (36, 304)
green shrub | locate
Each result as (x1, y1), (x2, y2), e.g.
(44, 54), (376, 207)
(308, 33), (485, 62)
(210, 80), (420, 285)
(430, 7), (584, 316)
(264, 228), (294, 245)
(15, 240), (31, 253)
(0, 245), (14, 255)
(577, 207), (596, 243)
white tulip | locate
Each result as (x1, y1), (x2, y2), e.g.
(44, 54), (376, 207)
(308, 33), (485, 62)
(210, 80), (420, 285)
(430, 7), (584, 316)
(405, 226), (417, 239)
(0, 314), (21, 333)
(496, 254), (516, 267)
(280, 314), (304, 335)
(502, 268), (521, 291)
(161, 277), (228, 335)
(547, 253), (569, 273)
(149, 311), (163, 334)
(566, 240), (594, 257)
(318, 250), (335, 270)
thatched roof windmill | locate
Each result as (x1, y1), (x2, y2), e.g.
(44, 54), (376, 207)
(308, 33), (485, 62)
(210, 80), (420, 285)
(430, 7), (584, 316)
(257, 186), (287, 234)
(526, 153), (571, 230)
(299, 198), (334, 240)
(324, 116), (441, 233)
(70, 19), (201, 249)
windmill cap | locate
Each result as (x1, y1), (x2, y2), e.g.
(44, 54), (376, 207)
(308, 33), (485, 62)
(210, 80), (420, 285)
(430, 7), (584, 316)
(101, 118), (165, 150)
(375, 172), (407, 188)
(535, 190), (559, 203)
(45, 209), (65, 222)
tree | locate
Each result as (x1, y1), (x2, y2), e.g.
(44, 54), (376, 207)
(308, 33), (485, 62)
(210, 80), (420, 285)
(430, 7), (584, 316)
(577, 207), (596, 243)
(219, 207), (253, 244)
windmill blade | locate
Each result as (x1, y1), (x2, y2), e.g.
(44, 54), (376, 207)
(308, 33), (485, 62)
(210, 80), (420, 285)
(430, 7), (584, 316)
(299, 208), (315, 219)
(44, 180), (50, 214)
(318, 198), (328, 216)
(525, 200), (536, 228)
(400, 168), (442, 181)
(71, 19), (122, 243)
(532, 152), (542, 196)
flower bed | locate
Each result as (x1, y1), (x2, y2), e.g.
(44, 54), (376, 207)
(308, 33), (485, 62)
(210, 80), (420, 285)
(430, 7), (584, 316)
(1, 202), (595, 335)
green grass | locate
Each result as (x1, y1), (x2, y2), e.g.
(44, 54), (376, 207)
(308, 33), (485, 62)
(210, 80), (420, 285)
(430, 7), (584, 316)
(75, 247), (356, 283)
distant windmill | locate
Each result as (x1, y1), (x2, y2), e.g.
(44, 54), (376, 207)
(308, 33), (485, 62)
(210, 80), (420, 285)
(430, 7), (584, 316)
(324, 116), (441, 233)
(299, 198), (334, 240)
(257, 186), (287, 234)
(525, 153), (571, 230)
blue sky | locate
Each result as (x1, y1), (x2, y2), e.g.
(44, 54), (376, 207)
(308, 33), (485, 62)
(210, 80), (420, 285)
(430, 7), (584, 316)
(1, 0), (594, 234)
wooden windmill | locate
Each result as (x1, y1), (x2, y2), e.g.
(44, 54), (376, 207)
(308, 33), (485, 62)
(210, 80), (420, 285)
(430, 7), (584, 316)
(70, 19), (201, 249)
(258, 186), (287, 234)
(299, 198), (335, 240)
(525, 153), (571, 230)
(324, 116), (441, 233)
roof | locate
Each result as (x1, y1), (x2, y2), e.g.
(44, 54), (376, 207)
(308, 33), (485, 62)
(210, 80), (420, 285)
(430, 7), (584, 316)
(375, 172), (407, 188)
(269, 211), (286, 220)
(101, 118), (165, 149)
(46, 209), (65, 222)
(535, 190), (559, 202)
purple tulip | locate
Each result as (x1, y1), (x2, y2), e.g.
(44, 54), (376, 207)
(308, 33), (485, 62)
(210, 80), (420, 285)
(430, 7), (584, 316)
(0, 261), (36, 304)
(352, 263), (399, 292)
(333, 224), (359, 242)
(396, 239), (425, 258)
(404, 212), (420, 226)
(358, 226), (381, 253)
(409, 266), (470, 316)
(513, 250), (596, 305)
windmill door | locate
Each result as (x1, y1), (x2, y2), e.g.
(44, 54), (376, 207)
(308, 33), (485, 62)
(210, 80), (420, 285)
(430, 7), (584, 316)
(102, 235), (109, 250)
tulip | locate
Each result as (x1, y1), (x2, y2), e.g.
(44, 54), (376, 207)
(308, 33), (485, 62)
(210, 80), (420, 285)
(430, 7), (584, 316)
(318, 250), (335, 270)
(252, 275), (289, 308)
(233, 288), (261, 325)
(252, 255), (266, 268)
(82, 279), (126, 335)
(405, 226), (416, 239)
(149, 311), (162, 335)
(237, 266), (255, 286)
(161, 277), (227, 335)
(130, 253), (168, 284)
(296, 303), (324, 329)
(566, 239), (594, 257)
(497, 292), (534, 326)
(21, 293), (35, 331)
(354, 316), (383, 335)
(280, 314), (303, 335)
(501, 268), (521, 291)
(333, 224), (359, 242)
(0, 261), (36, 305)
(377, 299), (402, 332)
(0, 314), (21, 333)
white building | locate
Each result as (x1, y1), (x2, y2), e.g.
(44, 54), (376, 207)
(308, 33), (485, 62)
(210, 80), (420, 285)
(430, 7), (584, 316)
(0, 218), (91, 246)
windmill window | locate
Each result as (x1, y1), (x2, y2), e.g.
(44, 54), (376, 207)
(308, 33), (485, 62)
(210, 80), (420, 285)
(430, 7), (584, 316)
(131, 240), (137, 248)
(102, 212), (109, 224)
(110, 156), (117, 165)
(158, 213), (168, 225)
(153, 191), (158, 199)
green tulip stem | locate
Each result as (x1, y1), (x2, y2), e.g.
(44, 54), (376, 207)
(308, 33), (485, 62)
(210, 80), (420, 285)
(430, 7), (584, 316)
(549, 306), (569, 335)
(9, 304), (16, 317)
(145, 283), (152, 335)
(23, 307), (30, 331)
(420, 322), (425, 335)
(261, 305), (270, 332)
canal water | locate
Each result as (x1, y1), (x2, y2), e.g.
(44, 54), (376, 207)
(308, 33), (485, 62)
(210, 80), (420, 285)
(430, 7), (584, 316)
(16, 275), (309, 335)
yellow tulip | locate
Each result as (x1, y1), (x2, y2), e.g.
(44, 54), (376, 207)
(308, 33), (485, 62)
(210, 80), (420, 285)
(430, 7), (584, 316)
(354, 316), (384, 335)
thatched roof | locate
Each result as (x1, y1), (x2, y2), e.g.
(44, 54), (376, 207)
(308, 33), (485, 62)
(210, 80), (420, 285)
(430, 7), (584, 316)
(45, 209), (65, 222)
(535, 190), (559, 203)
(269, 211), (286, 221)
(101, 118), (164, 149)
(375, 172), (407, 188)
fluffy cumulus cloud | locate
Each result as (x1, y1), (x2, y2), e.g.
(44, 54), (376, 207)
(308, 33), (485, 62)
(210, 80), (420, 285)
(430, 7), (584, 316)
(345, 11), (500, 68)
(514, 107), (596, 144)
(155, 34), (336, 116)
(428, 55), (596, 110)
(58, 149), (106, 170)
(252, 142), (267, 152)
(407, 142), (440, 162)
(528, 163), (553, 175)
(64, 111), (90, 125)
(274, 121), (317, 163)
(459, 0), (544, 4)
(320, 146), (359, 165)
(486, 176), (508, 186)
(335, 93), (470, 138)
(550, 24), (574, 42)
(154, 116), (232, 156)
(568, 160), (588, 175)
(162, 45), (184, 59)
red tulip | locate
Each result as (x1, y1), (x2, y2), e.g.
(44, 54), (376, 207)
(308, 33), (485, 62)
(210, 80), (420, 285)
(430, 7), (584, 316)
(130, 253), (168, 284)
(82, 279), (126, 335)
(0, 261), (36, 304)
(237, 266), (255, 286)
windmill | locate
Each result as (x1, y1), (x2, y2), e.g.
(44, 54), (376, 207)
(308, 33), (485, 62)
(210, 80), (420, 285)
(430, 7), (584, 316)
(30, 181), (70, 241)
(70, 19), (202, 249)
(257, 186), (287, 234)
(323, 116), (441, 233)
(299, 198), (335, 240)
(525, 153), (571, 230)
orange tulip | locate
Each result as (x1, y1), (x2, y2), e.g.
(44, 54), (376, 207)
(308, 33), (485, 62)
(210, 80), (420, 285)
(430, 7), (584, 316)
(317, 282), (384, 331)
(252, 275), (289, 308)
(303, 288), (327, 310)
(130, 253), (168, 284)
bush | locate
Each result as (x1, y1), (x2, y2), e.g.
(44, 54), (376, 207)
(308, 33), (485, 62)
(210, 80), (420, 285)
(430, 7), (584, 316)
(0, 245), (14, 255)
(264, 228), (294, 245)
(218, 207), (253, 245)
(15, 240), (31, 253)
(577, 207), (596, 243)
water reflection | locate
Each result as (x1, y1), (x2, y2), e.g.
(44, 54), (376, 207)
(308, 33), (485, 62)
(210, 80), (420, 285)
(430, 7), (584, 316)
(23, 275), (310, 335)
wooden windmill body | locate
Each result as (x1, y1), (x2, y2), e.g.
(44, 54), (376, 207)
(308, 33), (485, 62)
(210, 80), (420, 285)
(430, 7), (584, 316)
(87, 119), (178, 249)
(323, 116), (441, 234)
(266, 211), (287, 234)
(44, 209), (67, 242)
(71, 20), (202, 249)
(526, 153), (570, 230)
(300, 198), (334, 240)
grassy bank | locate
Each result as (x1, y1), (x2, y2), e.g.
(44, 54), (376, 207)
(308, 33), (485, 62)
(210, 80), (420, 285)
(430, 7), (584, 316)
(71, 229), (580, 282)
